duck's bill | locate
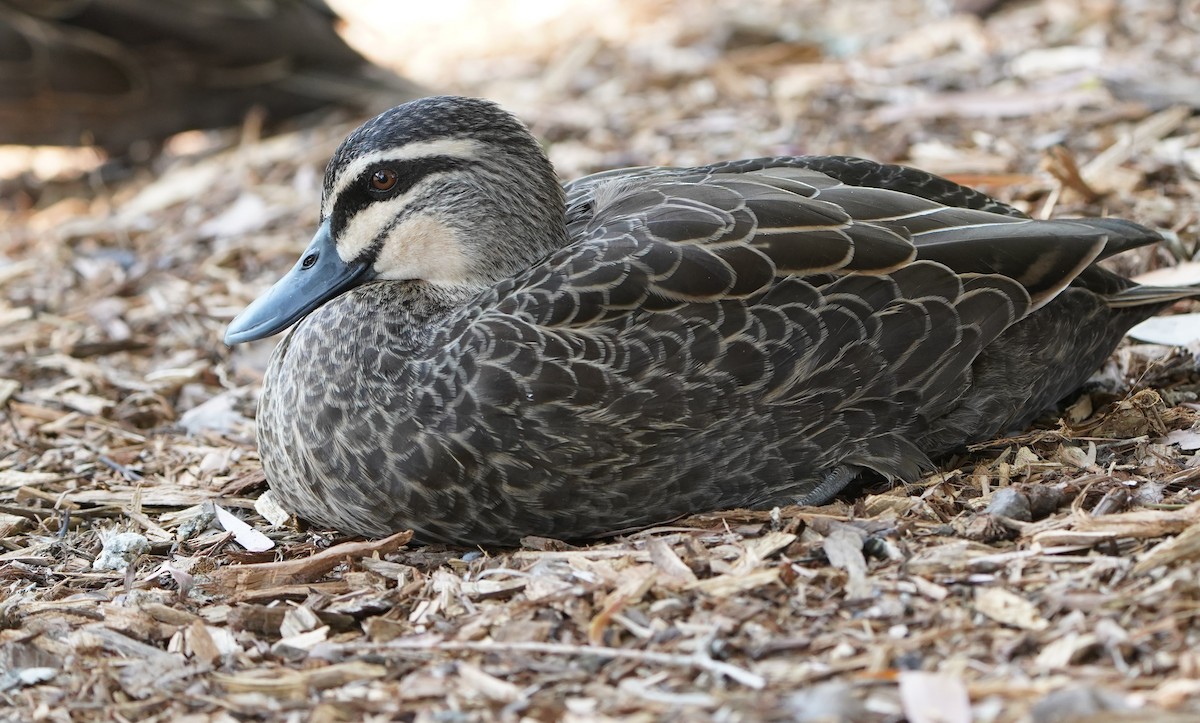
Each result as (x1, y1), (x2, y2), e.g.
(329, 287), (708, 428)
(224, 220), (371, 345)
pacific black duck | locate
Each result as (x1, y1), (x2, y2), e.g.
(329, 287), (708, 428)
(226, 96), (1198, 546)
(0, 0), (420, 153)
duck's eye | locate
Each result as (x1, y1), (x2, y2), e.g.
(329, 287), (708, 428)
(370, 169), (398, 192)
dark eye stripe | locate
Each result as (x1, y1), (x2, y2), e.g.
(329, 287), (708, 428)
(330, 155), (471, 241)
(364, 155), (470, 197)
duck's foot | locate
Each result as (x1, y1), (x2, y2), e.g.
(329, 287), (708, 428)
(794, 465), (861, 506)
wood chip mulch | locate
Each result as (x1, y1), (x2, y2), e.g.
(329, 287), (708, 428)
(2, 1), (1199, 720)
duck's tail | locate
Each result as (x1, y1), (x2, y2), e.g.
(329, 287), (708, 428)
(1105, 282), (1200, 308)
(1085, 217), (1165, 260)
(1067, 218), (1200, 309)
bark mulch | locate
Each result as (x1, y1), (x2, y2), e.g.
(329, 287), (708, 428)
(2, 1), (1199, 720)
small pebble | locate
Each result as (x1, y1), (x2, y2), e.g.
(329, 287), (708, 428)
(1030, 685), (1130, 723)
(986, 487), (1032, 521)
(1025, 484), (1064, 518)
(787, 681), (869, 722)
(92, 531), (150, 572)
(176, 507), (217, 541)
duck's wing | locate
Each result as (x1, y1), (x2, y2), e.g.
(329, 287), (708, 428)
(407, 168), (1053, 522)
(392, 162), (1176, 542)
(565, 154), (1027, 221)
(400, 161), (1183, 541)
(567, 161), (1144, 308)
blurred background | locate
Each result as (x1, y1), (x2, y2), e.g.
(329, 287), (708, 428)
(3, 1), (1195, 186)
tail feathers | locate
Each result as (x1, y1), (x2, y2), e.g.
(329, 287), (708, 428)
(1107, 283), (1200, 308)
(1079, 217), (1165, 260)
(1071, 218), (1195, 308)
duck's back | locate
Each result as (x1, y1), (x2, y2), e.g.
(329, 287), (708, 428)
(562, 158), (1175, 457)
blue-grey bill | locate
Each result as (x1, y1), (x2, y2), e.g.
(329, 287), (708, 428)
(224, 220), (370, 345)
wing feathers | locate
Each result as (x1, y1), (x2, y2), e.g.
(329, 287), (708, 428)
(415, 153), (1169, 525)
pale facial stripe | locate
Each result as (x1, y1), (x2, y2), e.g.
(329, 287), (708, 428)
(336, 193), (474, 286)
(322, 137), (485, 218)
(336, 194), (414, 263)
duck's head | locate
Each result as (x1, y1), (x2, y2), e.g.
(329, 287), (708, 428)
(225, 96), (565, 345)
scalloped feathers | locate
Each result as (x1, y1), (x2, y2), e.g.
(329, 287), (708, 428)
(252, 97), (1196, 545)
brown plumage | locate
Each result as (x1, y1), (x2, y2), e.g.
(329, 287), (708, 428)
(0, 0), (421, 152)
(225, 96), (1197, 546)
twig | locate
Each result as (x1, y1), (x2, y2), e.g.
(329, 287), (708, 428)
(98, 454), (144, 481)
(204, 529), (413, 590)
(1042, 145), (1101, 203)
(341, 638), (766, 689)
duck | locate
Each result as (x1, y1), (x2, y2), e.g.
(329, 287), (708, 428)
(225, 95), (1198, 546)
(0, 0), (421, 153)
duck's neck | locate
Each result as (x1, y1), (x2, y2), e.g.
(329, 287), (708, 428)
(441, 148), (569, 286)
(278, 281), (469, 372)
(358, 280), (478, 355)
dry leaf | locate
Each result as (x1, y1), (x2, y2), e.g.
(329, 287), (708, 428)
(1127, 314), (1200, 346)
(1134, 522), (1200, 573)
(974, 588), (1049, 631)
(213, 504), (274, 553)
(899, 671), (972, 723)
(647, 538), (698, 585)
(457, 662), (522, 704)
(823, 525), (870, 598)
(1160, 428), (1200, 451)
(178, 391), (251, 436)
